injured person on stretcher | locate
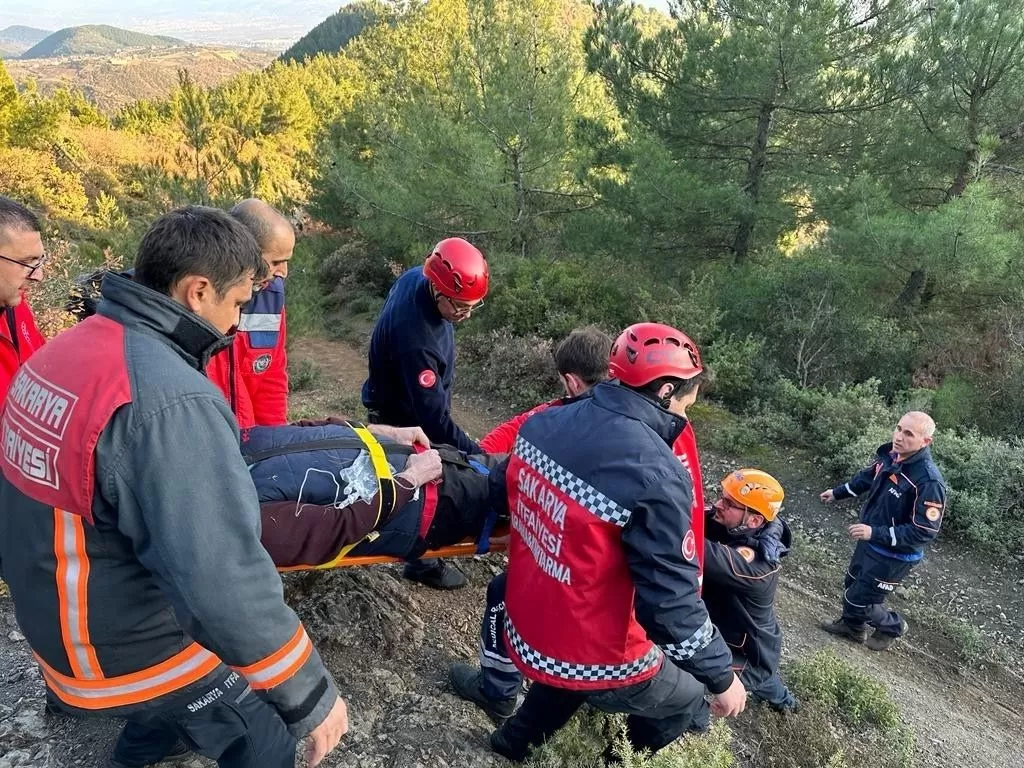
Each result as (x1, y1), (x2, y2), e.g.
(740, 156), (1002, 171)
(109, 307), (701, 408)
(242, 420), (506, 570)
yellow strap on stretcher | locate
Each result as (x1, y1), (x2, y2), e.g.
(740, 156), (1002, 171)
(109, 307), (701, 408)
(277, 424), (397, 572)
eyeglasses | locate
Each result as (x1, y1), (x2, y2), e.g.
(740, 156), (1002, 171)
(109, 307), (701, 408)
(443, 294), (483, 316)
(0, 253), (47, 277)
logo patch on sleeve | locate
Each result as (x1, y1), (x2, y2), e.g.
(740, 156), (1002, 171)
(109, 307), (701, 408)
(252, 354), (272, 374)
(681, 529), (697, 562)
(924, 501), (942, 522)
(736, 546), (756, 563)
(418, 369), (437, 388)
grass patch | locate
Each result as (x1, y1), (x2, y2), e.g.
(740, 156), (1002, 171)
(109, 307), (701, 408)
(288, 391), (365, 423)
(903, 603), (1005, 668)
(525, 711), (734, 768)
(736, 649), (917, 768)
(288, 358), (323, 393)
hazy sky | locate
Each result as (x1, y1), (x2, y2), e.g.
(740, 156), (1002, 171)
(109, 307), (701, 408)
(0, 1), (672, 45)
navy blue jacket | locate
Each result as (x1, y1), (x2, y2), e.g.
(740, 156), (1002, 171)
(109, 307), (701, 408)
(362, 267), (479, 454)
(831, 442), (946, 559)
(493, 382), (735, 694)
(703, 514), (791, 688)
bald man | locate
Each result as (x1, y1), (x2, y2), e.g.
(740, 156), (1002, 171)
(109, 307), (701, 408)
(207, 199), (295, 427)
(818, 411), (946, 651)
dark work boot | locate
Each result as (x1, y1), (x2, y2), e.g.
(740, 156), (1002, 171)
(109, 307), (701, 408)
(107, 741), (190, 767)
(449, 663), (516, 724)
(866, 619), (907, 652)
(490, 725), (531, 762)
(403, 558), (467, 590)
(819, 617), (868, 644)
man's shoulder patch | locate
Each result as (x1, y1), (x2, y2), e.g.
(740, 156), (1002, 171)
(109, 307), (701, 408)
(681, 529), (697, 562)
(736, 546), (756, 563)
(252, 353), (272, 374)
(418, 369), (437, 388)
(924, 501), (943, 522)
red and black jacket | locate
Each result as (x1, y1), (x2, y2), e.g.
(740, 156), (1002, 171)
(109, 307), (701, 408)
(495, 382), (733, 694)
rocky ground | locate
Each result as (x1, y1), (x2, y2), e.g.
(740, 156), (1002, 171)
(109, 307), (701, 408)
(1, 336), (1022, 768)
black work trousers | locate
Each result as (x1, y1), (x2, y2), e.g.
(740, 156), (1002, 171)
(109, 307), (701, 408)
(493, 660), (709, 761)
(111, 669), (296, 768)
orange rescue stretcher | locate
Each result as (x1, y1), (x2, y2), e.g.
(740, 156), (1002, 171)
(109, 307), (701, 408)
(327, 534), (509, 568)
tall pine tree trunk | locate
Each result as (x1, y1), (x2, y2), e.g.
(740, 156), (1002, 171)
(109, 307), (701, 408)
(732, 72), (780, 266)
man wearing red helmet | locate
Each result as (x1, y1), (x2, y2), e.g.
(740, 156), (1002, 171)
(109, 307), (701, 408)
(362, 237), (489, 589)
(476, 323), (746, 762)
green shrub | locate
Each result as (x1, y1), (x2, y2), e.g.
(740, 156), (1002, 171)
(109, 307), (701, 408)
(287, 234), (349, 336)
(458, 330), (561, 410)
(749, 378), (894, 475)
(929, 429), (1024, 554)
(704, 334), (768, 408)
(318, 238), (402, 301)
(788, 650), (901, 731)
(525, 711), (734, 768)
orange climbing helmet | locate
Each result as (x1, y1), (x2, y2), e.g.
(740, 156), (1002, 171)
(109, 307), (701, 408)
(721, 469), (785, 521)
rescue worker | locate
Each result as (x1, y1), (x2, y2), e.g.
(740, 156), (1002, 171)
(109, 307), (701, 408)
(819, 411), (946, 651)
(478, 326), (612, 454)
(704, 469), (798, 712)
(451, 324), (714, 726)
(206, 198), (294, 428)
(483, 323), (746, 762)
(0, 206), (348, 768)
(362, 237), (489, 589)
(0, 196), (46, 400)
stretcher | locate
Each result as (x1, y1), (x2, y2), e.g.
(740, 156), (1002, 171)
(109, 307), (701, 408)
(327, 533), (509, 568)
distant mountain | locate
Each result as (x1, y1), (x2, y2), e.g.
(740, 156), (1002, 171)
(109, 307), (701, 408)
(6, 47), (275, 111)
(20, 25), (184, 59)
(0, 25), (52, 57)
(278, 3), (374, 63)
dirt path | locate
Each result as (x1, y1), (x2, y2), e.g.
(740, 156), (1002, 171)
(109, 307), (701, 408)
(1, 335), (1021, 767)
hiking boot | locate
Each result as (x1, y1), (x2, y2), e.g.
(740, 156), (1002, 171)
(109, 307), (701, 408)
(107, 741), (190, 767)
(403, 558), (467, 590)
(490, 724), (530, 762)
(819, 617), (868, 644)
(767, 694), (801, 714)
(449, 663), (517, 724)
(866, 619), (907, 652)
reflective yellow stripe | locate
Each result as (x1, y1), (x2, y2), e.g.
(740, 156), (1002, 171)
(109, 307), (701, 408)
(316, 425), (395, 569)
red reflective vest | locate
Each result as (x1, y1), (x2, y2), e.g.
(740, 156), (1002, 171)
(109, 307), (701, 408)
(503, 447), (663, 691)
(1, 316), (223, 706)
(485, 400), (706, 584)
(673, 423), (705, 580)
(206, 279), (288, 428)
(0, 298), (46, 403)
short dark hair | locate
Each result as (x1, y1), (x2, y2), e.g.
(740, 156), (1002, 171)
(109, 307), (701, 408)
(134, 205), (267, 297)
(0, 196), (42, 244)
(553, 326), (611, 386)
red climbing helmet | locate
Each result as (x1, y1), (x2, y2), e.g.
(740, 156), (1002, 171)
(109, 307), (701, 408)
(609, 322), (703, 387)
(423, 238), (489, 302)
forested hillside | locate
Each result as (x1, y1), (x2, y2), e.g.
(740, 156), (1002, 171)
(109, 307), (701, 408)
(3, 0), (1024, 556)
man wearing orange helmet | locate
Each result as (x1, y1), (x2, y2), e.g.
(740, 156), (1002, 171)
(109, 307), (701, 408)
(480, 323), (746, 762)
(704, 469), (797, 712)
(362, 237), (489, 589)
